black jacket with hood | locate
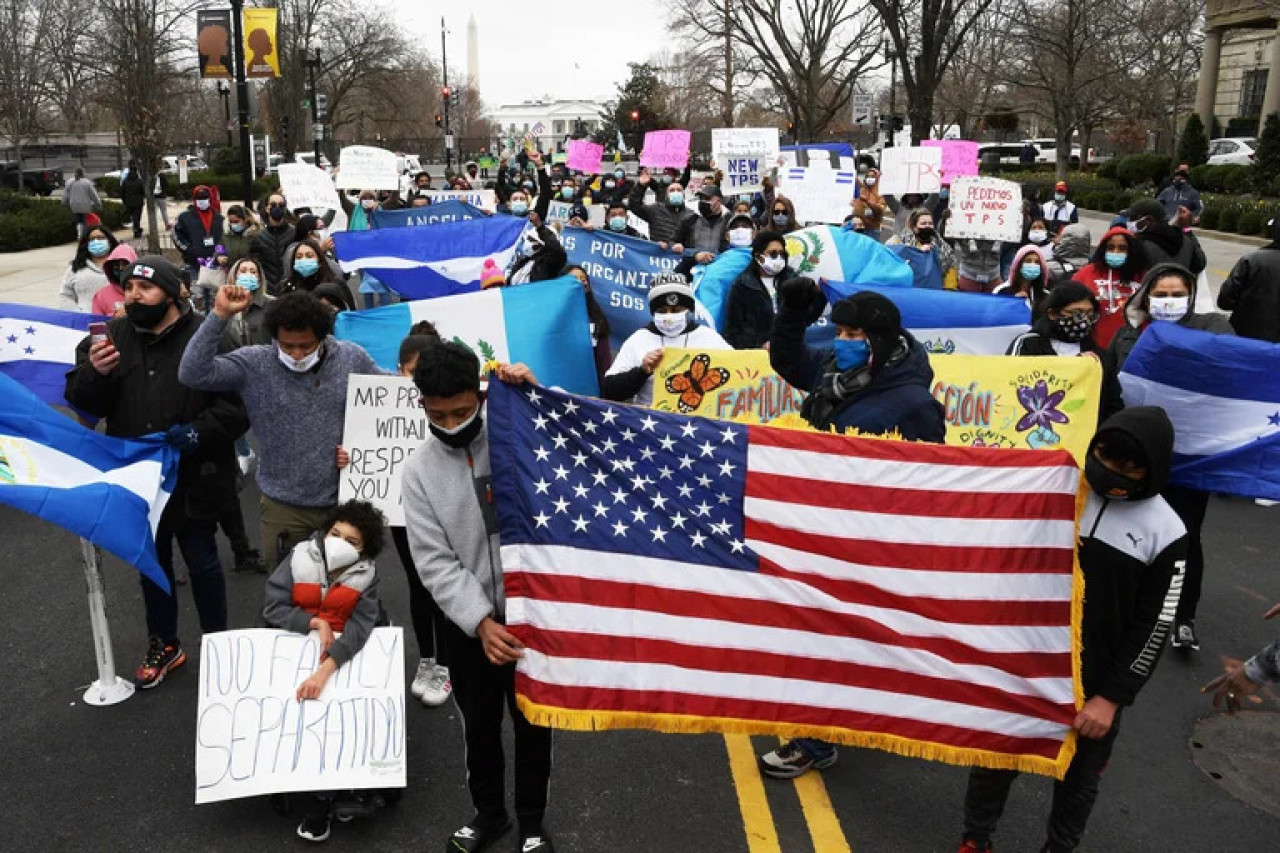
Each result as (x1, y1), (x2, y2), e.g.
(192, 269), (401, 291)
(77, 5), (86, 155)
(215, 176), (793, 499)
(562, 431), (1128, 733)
(1218, 220), (1280, 342)
(1135, 221), (1205, 276)
(723, 262), (794, 350)
(1109, 263), (1234, 371)
(1078, 407), (1188, 705)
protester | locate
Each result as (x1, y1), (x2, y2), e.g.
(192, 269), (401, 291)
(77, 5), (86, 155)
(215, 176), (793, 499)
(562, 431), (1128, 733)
(954, 238), (1005, 293)
(174, 185), (225, 283)
(600, 202), (644, 237)
(1025, 217), (1055, 259)
(1201, 602), (1280, 712)
(750, 176), (778, 227)
(59, 226), (119, 311)
(1125, 199), (1205, 275)
(89, 243), (138, 317)
(1071, 226), (1146, 347)
(65, 255), (248, 688)
(400, 344), (557, 853)
(993, 245), (1049, 309)
(724, 230), (794, 349)
(508, 226), (567, 285)
(1157, 167), (1203, 223)
(628, 169), (696, 247)
(254, 191), (296, 293)
(62, 168), (102, 237)
(767, 196), (799, 234)
(120, 169), (147, 239)
(339, 189), (395, 309)
(1218, 217), (1280, 342)
(1041, 181), (1079, 234)
(562, 264), (613, 380)
(856, 169), (888, 238)
(150, 169), (172, 230)
(889, 192), (934, 237)
(222, 257), (273, 348)
(933, 185), (953, 238)
(601, 273), (729, 406)
(595, 166), (632, 207)
(280, 240), (354, 309)
(500, 186), (534, 219)
(178, 289), (381, 566)
(262, 499), (388, 842)
(957, 407), (1187, 853)
(674, 184), (731, 255)
(887, 209), (956, 288)
(1044, 223), (1093, 286)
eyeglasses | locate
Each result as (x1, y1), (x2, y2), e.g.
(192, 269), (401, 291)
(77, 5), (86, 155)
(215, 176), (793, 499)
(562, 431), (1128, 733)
(772, 209), (787, 215)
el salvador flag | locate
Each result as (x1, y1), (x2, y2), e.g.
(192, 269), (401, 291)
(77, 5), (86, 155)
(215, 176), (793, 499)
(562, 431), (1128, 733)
(334, 278), (600, 396)
(332, 214), (527, 299)
(820, 280), (1030, 353)
(0, 374), (178, 592)
(0, 303), (105, 406)
(1119, 322), (1280, 499)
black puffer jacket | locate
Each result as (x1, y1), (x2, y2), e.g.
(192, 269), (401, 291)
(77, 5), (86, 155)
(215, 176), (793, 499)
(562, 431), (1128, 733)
(628, 181), (695, 245)
(1135, 222), (1205, 275)
(252, 222), (296, 293)
(1218, 236), (1280, 342)
(1109, 263), (1232, 370)
(723, 263), (792, 349)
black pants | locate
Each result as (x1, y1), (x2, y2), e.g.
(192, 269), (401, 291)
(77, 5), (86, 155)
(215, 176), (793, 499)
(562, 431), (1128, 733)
(217, 496), (253, 562)
(391, 526), (444, 660)
(128, 205), (143, 237)
(963, 712), (1122, 853)
(1163, 485), (1208, 622)
(143, 516), (226, 645)
(440, 618), (552, 836)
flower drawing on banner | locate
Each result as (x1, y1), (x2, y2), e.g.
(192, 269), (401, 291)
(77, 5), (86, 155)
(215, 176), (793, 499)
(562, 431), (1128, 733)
(783, 232), (823, 273)
(1015, 379), (1069, 434)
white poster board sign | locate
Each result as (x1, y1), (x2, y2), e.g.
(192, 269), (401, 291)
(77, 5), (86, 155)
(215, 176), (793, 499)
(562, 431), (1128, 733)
(338, 375), (430, 526)
(426, 189), (496, 211)
(945, 176), (1023, 243)
(712, 128), (781, 194)
(546, 200), (574, 225)
(277, 163), (342, 212)
(195, 627), (406, 804)
(877, 146), (944, 196)
(336, 145), (399, 191)
(777, 167), (857, 225)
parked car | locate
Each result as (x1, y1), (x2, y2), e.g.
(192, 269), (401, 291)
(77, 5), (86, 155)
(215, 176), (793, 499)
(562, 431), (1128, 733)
(1020, 138), (1084, 168)
(0, 162), (63, 195)
(978, 144), (1026, 167)
(1207, 137), (1257, 165)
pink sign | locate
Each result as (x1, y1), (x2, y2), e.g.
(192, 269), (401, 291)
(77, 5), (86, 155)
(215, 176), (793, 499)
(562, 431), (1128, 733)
(922, 140), (980, 182)
(640, 130), (691, 169)
(566, 139), (604, 174)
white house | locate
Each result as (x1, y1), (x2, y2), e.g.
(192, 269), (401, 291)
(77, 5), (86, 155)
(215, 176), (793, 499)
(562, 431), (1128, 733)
(487, 97), (607, 153)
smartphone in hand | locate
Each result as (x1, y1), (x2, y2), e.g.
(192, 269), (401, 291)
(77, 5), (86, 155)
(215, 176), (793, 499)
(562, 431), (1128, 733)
(88, 322), (110, 345)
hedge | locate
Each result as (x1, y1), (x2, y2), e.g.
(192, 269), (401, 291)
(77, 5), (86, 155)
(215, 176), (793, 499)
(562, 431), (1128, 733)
(0, 192), (128, 253)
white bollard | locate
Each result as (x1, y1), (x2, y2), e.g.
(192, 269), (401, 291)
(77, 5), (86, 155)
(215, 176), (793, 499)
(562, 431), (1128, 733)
(79, 538), (134, 706)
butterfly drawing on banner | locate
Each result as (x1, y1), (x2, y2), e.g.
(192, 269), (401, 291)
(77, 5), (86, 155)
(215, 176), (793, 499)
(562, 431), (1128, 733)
(665, 353), (731, 414)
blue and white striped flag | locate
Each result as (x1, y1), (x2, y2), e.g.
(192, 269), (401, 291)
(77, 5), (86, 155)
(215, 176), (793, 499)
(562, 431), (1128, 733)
(334, 278), (599, 395)
(0, 374), (178, 591)
(1119, 322), (1280, 499)
(0, 303), (105, 406)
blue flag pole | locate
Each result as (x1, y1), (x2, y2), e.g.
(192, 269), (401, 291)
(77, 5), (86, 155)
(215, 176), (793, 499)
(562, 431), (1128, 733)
(79, 539), (135, 706)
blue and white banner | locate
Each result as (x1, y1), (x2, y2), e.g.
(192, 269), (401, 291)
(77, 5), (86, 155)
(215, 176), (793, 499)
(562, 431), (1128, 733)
(370, 199), (486, 229)
(0, 303), (104, 406)
(334, 277), (599, 396)
(1119, 323), (1280, 499)
(332, 215), (527, 300)
(820, 280), (1029, 353)
(0, 374), (178, 592)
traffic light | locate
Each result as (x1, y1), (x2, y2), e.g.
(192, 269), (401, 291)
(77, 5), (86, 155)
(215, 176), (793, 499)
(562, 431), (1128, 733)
(630, 110), (640, 121)
(787, 121), (795, 133)
(450, 91), (460, 108)
(441, 85), (451, 101)
(434, 113), (442, 128)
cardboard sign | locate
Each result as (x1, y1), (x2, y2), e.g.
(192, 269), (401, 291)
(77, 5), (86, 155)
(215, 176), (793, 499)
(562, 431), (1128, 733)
(338, 375), (430, 526)
(640, 130), (692, 169)
(777, 167), (857, 225)
(877, 146), (943, 196)
(195, 628), (406, 804)
(546, 200), (575, 225)
(567, 139), (604, 174)
(425, 189), (496, 211)
(945, 177), (1023, 243)
(712, 128), (780, 194)
(336, 145), (400, 191)
(276, 163), (341, 211)
(922, 140), (980, 182)
(652, 348), (806, 423)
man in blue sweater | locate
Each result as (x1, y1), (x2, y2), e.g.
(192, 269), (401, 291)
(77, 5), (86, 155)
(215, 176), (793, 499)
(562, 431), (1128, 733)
(178, 288), (381, 565)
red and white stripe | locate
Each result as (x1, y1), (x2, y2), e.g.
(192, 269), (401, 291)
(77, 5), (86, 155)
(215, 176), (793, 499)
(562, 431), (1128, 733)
(505, 426), (1081, 763)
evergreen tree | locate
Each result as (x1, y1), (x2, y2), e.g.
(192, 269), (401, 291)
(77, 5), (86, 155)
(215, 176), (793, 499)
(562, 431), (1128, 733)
(1254, 113), (1280, 192)
(594, 63), (671, 153)
(1176, 114), (1209, 167)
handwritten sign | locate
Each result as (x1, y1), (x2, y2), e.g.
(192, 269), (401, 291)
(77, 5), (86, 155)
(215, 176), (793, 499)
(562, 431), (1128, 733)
(922, 140), (979, 183)
(776, 167), (857, 225)
(338, 375), (430, 526)
(195, 628), (406, 804)
(877, 146), (943, 196)
(712, 128), (780, 194)
(425, 189), (496, 211)
(652, 348), (805, 423)
(945, 176), (1023, 243)
(640, 130), (692, 169)
(546, 200), (574, 226)
(336, 145), (399, 191)
(567, 139), (604, 174)
(277, 163), (341, 211)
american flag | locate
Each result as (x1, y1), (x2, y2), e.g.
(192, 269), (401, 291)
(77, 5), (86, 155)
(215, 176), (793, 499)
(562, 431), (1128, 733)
(486, 380), (1083, 777)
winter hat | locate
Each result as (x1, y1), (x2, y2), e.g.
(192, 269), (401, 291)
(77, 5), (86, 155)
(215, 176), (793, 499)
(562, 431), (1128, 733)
(829, 291), (903, 369)
(1125, 199), (1166, 223)
(1054, 181), (1068, 193)
(480, 258), (506, 289)
(85, 212), (102, 228)
(648, 272), (695, 313)
(124, 255), (183, 300)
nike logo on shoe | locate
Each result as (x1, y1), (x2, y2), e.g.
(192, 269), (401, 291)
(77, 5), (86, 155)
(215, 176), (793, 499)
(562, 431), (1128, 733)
(454, 827), (477, 839)
(522, 839), (546, 852)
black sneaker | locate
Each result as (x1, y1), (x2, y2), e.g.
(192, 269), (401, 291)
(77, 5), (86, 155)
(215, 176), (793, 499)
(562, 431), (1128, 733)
(296, 813), (331, 843)
(1171, 621), (1200, 650)
(135, 636), (186, 689)
(520, 833), (556, 852)
(445, 815), (510, 852)
(759, 739), (838, 778)
(234, 549), (265, 573)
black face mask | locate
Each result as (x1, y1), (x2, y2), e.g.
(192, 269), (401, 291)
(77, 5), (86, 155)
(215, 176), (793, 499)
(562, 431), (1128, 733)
(125, 299), (172, 329)
(699, 201), (716, 219)
(429, 409), (484, 450)
(268, 204), (285, 220)
(915, 227), (935, 244)
(1084, 454), (1142, 501)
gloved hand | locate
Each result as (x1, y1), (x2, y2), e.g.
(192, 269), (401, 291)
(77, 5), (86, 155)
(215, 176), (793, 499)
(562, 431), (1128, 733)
(165, 423), (200, 456)
(779, 276), (821, 312)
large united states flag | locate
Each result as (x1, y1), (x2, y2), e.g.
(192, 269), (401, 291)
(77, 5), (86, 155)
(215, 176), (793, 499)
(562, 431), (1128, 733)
(486, 380), (1084, 778)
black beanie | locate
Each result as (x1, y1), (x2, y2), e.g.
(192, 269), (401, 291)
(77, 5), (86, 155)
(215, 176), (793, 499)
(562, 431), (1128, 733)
(123, 255), (183, 301)
(830, 292), (903, 368)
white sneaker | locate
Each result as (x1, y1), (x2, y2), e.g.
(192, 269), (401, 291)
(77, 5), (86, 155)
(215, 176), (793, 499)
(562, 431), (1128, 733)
(409, 658), (434, 699)
(236, 448), (256, 476)
(420, 663), (452, 707)
(1256, 498), (1278, 507)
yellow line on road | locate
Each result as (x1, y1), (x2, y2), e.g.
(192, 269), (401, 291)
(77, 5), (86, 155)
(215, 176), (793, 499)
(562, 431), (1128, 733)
(724, 734), (782, 852)
(791, 756), (853, 852)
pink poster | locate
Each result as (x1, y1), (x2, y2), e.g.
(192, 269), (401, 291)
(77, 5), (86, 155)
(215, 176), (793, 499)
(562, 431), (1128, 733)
(566, 139), (604, 174)
(640, 130), (692, 169)
(922, 140), (980, 182)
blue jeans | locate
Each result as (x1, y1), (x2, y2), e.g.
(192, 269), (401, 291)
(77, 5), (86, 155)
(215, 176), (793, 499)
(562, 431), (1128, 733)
(793, 738), (836, 759)
(141, 516), (226, 644)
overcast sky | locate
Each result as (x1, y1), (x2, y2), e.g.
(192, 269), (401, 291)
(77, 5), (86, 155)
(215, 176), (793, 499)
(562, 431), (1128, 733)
(392, 1), (670, 108)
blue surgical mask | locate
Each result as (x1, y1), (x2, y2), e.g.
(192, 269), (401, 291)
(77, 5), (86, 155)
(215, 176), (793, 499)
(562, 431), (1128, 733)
(511, 200), (529, 216)
(614, 169), (625, 179)
(236, 273), (259, 291)
(939, 187), (950, 200)
(294, 257), (320, 277)
(833, 338), (871, 372)
(1020, 262), (1042, 280)
(772, 214), (788, 226)
(668, 191), (684, 206)
(1054, 193), (1066, 202)
(608, 216), (627, 232)
(561, 187), (575, 200)
(1104, 251), (1127, 269)
(229, 222), (246, 234)
(87, 238), (109, 257)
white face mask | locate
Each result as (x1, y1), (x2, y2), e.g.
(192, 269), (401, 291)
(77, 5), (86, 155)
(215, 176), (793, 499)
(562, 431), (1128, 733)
(864, 177), (877, 187)
(761, 256), (787, 276)
(654, 311), (688, 337)
(1148, 295), (1189, 323)
(361, 198), (378, 210)
(728, 228), (753, 248)
(195, 199), (211, 211)
(278, 343), (322, 372)
(433, 405), (480, 436)
(323, 536), (360, 571)
(1028, 229), (1048, 243)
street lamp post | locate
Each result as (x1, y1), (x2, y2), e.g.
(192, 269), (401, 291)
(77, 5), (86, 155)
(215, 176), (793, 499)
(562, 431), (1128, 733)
(229, 0), (254, 207)
(306, 43), (323, 166)
(217, 80), (233, 148)
(882, 35), (897, 149)
(441, 17), (452, 171)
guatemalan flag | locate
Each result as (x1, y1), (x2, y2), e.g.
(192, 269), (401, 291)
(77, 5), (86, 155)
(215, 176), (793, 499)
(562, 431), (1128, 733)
(0, 303), (106, 406)
(820, 280), (1030, 354)
(1119, 323), (1280, 499)
(332, 214), (527, 299)
(333, 277), (600, 395)
(0, 374), (178, 592)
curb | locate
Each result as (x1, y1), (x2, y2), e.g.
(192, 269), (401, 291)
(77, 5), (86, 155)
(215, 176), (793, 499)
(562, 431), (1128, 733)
(1079, 208), (1267, 249)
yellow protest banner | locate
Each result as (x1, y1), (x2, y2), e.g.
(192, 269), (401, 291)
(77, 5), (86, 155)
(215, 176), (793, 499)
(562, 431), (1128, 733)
(651, 348), (1100, 463)
(242, 8), (281, 79)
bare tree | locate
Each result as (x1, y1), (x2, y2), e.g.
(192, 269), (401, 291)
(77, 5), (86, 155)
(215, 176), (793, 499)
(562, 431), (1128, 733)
(0, 0), (55, 191)
(1117, 0), (1205, 153)
(667, 0), (765, 127)
(932, 0), (1017, 138)
(41, 0), (102, 133)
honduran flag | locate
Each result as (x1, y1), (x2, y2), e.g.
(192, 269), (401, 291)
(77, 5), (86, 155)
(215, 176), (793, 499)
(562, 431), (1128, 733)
(0, 303), (105, 407)
(820, 280), (1030, 354)
(332, 214), (527, 299)
(1119, 322), (1280, 500)
(370, 199), (487, 229)
(0, 373), (178, 592)
(333, 277), (600, 396)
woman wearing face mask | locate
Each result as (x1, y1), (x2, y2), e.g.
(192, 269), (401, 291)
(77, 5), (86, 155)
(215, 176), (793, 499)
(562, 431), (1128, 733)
(221, 204), (260, 268)
(724, 230), (794, 349)
(253, 192), (296, 293)
(601, 274), (729, 406)
(1071, 226), (1147, 347)
(285, 212), (345, 283)
(993, 245), (1050, 309)
(89, 243), (139, 318)
(1024, 217), (1055, 260)
(887, 209), (956, 289)
(856, 169), (888, 240)
(768, 196), (798, 234)
(340, 189), (395, 309)
(173, 184), (225, 283)
(280, 240), (354, 309)
(1005, 282), (1124, 423)
(60, 226), (119, 311)
(222, 257), (274, 348)
(889, 192), (936, 238)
